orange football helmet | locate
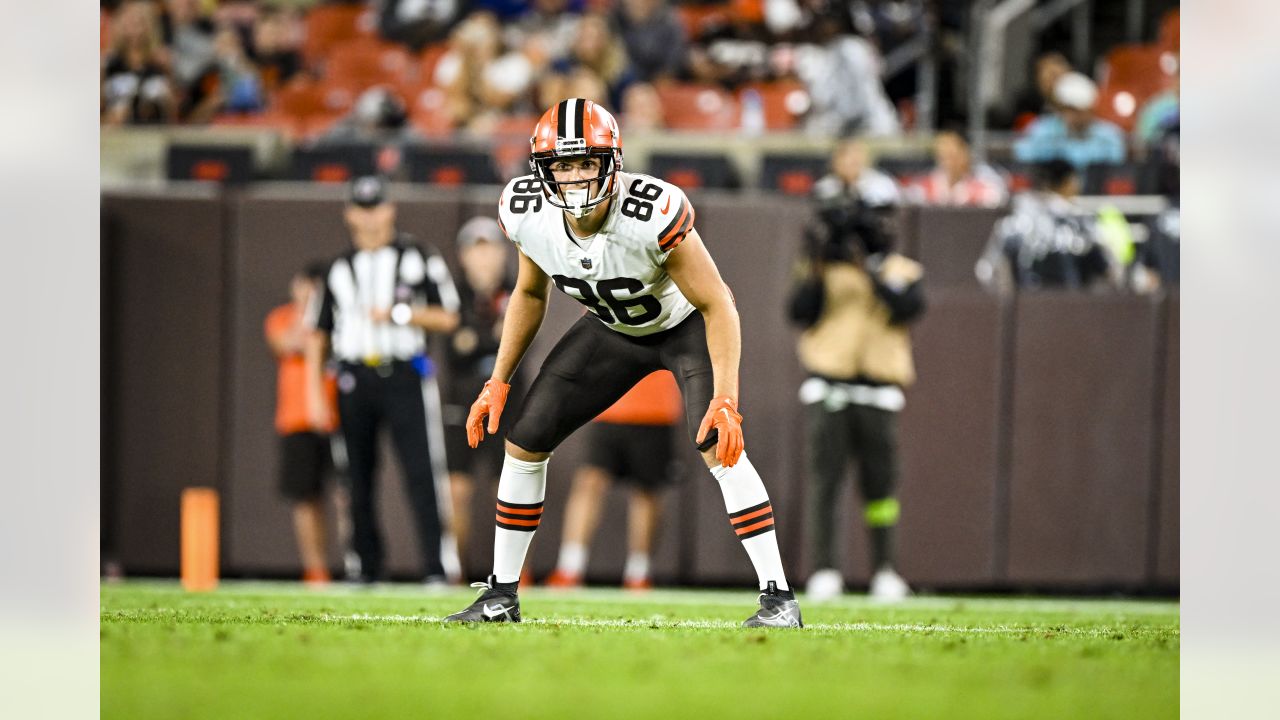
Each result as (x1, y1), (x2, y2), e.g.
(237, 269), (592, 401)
(529, 98), (623, 217)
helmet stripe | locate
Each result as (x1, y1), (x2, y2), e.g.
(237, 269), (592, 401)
(556, 99), (569, 137)
(574, 99), (585, 140)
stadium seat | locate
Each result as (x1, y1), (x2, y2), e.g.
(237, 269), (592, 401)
(326, 38), (414, 91)
(646, 153), (739, 190)
(302, 4), (372, 70)
(1158, 9), (1179, 54)
(407, 86), (454, 137)
(879, 157), (933, 187)
(760, 153), (829, 196)
(290, 144), (379, 182)
(1094, 44), (1169, 132)
(403, 146), (500, 186)
(995, 161), (1037, 193)
(737, 81), (808, 131)
(166, 144), (254, 184)
(656, 84), (740, 131)
(675, 3), (731, 41)
(1083, 163), (1138, 196)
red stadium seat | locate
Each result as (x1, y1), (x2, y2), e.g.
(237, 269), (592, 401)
(301, 4), (372, 69)
(737, 81), (808, 131)
(656, 83), (740, 131)
(326, 38), (414, 92)
(1158, 9), (1179, 54)
(1093, 44), (1169, 132)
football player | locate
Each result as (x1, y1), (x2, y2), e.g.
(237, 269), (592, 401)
(443, 99), (801, 628)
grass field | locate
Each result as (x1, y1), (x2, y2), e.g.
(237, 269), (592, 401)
(101, 581), (1178, 719)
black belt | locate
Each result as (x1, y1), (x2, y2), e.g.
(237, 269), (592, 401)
(339, 358), (414, 378)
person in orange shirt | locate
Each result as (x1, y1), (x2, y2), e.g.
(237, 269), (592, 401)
(265, 264), (341, 585)
(544, 370), (682, 590)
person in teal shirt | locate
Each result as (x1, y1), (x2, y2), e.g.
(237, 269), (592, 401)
(1014, 72), (1126, 170)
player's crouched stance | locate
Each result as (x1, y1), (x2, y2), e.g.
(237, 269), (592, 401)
(443, 99), (801, 628)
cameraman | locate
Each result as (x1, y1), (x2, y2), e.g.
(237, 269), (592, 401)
(787, 167), (925, 602)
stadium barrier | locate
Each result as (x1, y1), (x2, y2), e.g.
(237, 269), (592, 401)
(101, 185), (1178, 592)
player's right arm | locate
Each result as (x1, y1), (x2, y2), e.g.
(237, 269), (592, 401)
(491, 248), (550, 383)
(466, 247), (550, 446)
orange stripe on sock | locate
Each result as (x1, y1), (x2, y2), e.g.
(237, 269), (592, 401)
(735, 517), (775, 536)
(731, 505), (772, 524)
(496, 515), (541, 527)
(496, 504), (543, 516)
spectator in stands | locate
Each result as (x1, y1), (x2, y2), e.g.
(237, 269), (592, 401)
(102, 0), (177, 125)
(186, 24), (266, 121)
(547, 13), (634, 108)
(976, 159), (1120, 293)
(620, 81), (665, 132)
(1009, 51), (1071, 130)
(378, 0), (465, 50)
(442, 217), (521, 572)
(160, 0), (221, 119)
(544, 372), (685, 591)
(249, 5), (302, 93)
(612, 0), (688, 82)
(266, 264), (341, 586)
(684, 4), (774, 88)
(905, 129), (1007, 208)
(814, 137), (902, 207)
(1013, 72), (1125, 171)
(318, 86), (422, 146)
(792, 0), (901, 136)
(436, 11), (535, 132)
(787, 162), (925, 602)
(506, 0), (582, 63)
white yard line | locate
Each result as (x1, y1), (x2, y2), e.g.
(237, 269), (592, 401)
(111, 579), (1179, 617)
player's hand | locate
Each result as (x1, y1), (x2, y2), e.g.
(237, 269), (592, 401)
(466, 379), (510, 448)
(696, 396), (744, 467)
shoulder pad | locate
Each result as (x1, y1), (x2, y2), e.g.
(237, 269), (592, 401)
(623, 174), (696, 253)
(497, 175), (545, 242)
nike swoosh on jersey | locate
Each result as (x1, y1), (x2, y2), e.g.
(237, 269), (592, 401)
(661, 196), (672, 215)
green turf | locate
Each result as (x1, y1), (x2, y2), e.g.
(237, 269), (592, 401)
(101, 581), (1178, 719)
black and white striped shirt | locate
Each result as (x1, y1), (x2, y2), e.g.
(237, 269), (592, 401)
(314, 234), (460, 363)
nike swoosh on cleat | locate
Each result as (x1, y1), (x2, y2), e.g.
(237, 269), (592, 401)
(661, 196), (672, 215)
(482, 603), (510, 619)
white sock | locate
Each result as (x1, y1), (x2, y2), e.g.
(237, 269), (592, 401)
(711, 452), (790, 591)
(556, 543), (587, 576)
(623, 552), (650, 582)
(492, 453), (548, 584)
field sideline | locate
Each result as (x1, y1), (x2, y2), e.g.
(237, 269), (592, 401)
(102, 581), (1178, 719)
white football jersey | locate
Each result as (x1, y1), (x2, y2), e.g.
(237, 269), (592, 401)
(497, 170), (698, 337)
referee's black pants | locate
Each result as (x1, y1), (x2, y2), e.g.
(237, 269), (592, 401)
(337, 361), (445, 580)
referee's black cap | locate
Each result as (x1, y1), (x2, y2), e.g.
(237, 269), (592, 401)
(349, 175), (389, 208)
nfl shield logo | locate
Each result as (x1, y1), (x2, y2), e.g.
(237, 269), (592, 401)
(581, 258), (592, 270)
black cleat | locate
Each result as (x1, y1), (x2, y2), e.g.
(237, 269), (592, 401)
(443, 575), (521, 623)
(742, 581), (803, 628)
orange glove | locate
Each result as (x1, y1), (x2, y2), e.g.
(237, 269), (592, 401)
(466, 379), (510, 448)
(695, 396), (744, 468)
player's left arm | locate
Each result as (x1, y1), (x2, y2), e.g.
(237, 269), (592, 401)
(665, 227), (739, 400)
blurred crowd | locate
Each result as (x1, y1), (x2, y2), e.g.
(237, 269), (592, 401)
(101, 2), (1178, 163)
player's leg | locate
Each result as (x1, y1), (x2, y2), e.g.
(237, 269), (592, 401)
(803, 399), (850, 600)
(446, 318), (657, 622)
(337, 367), (384, 582)
(850, 403), (910, 600)
(659, 314), (800, 627)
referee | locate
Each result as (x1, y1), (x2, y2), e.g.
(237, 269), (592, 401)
(305, 176), (461, 585)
